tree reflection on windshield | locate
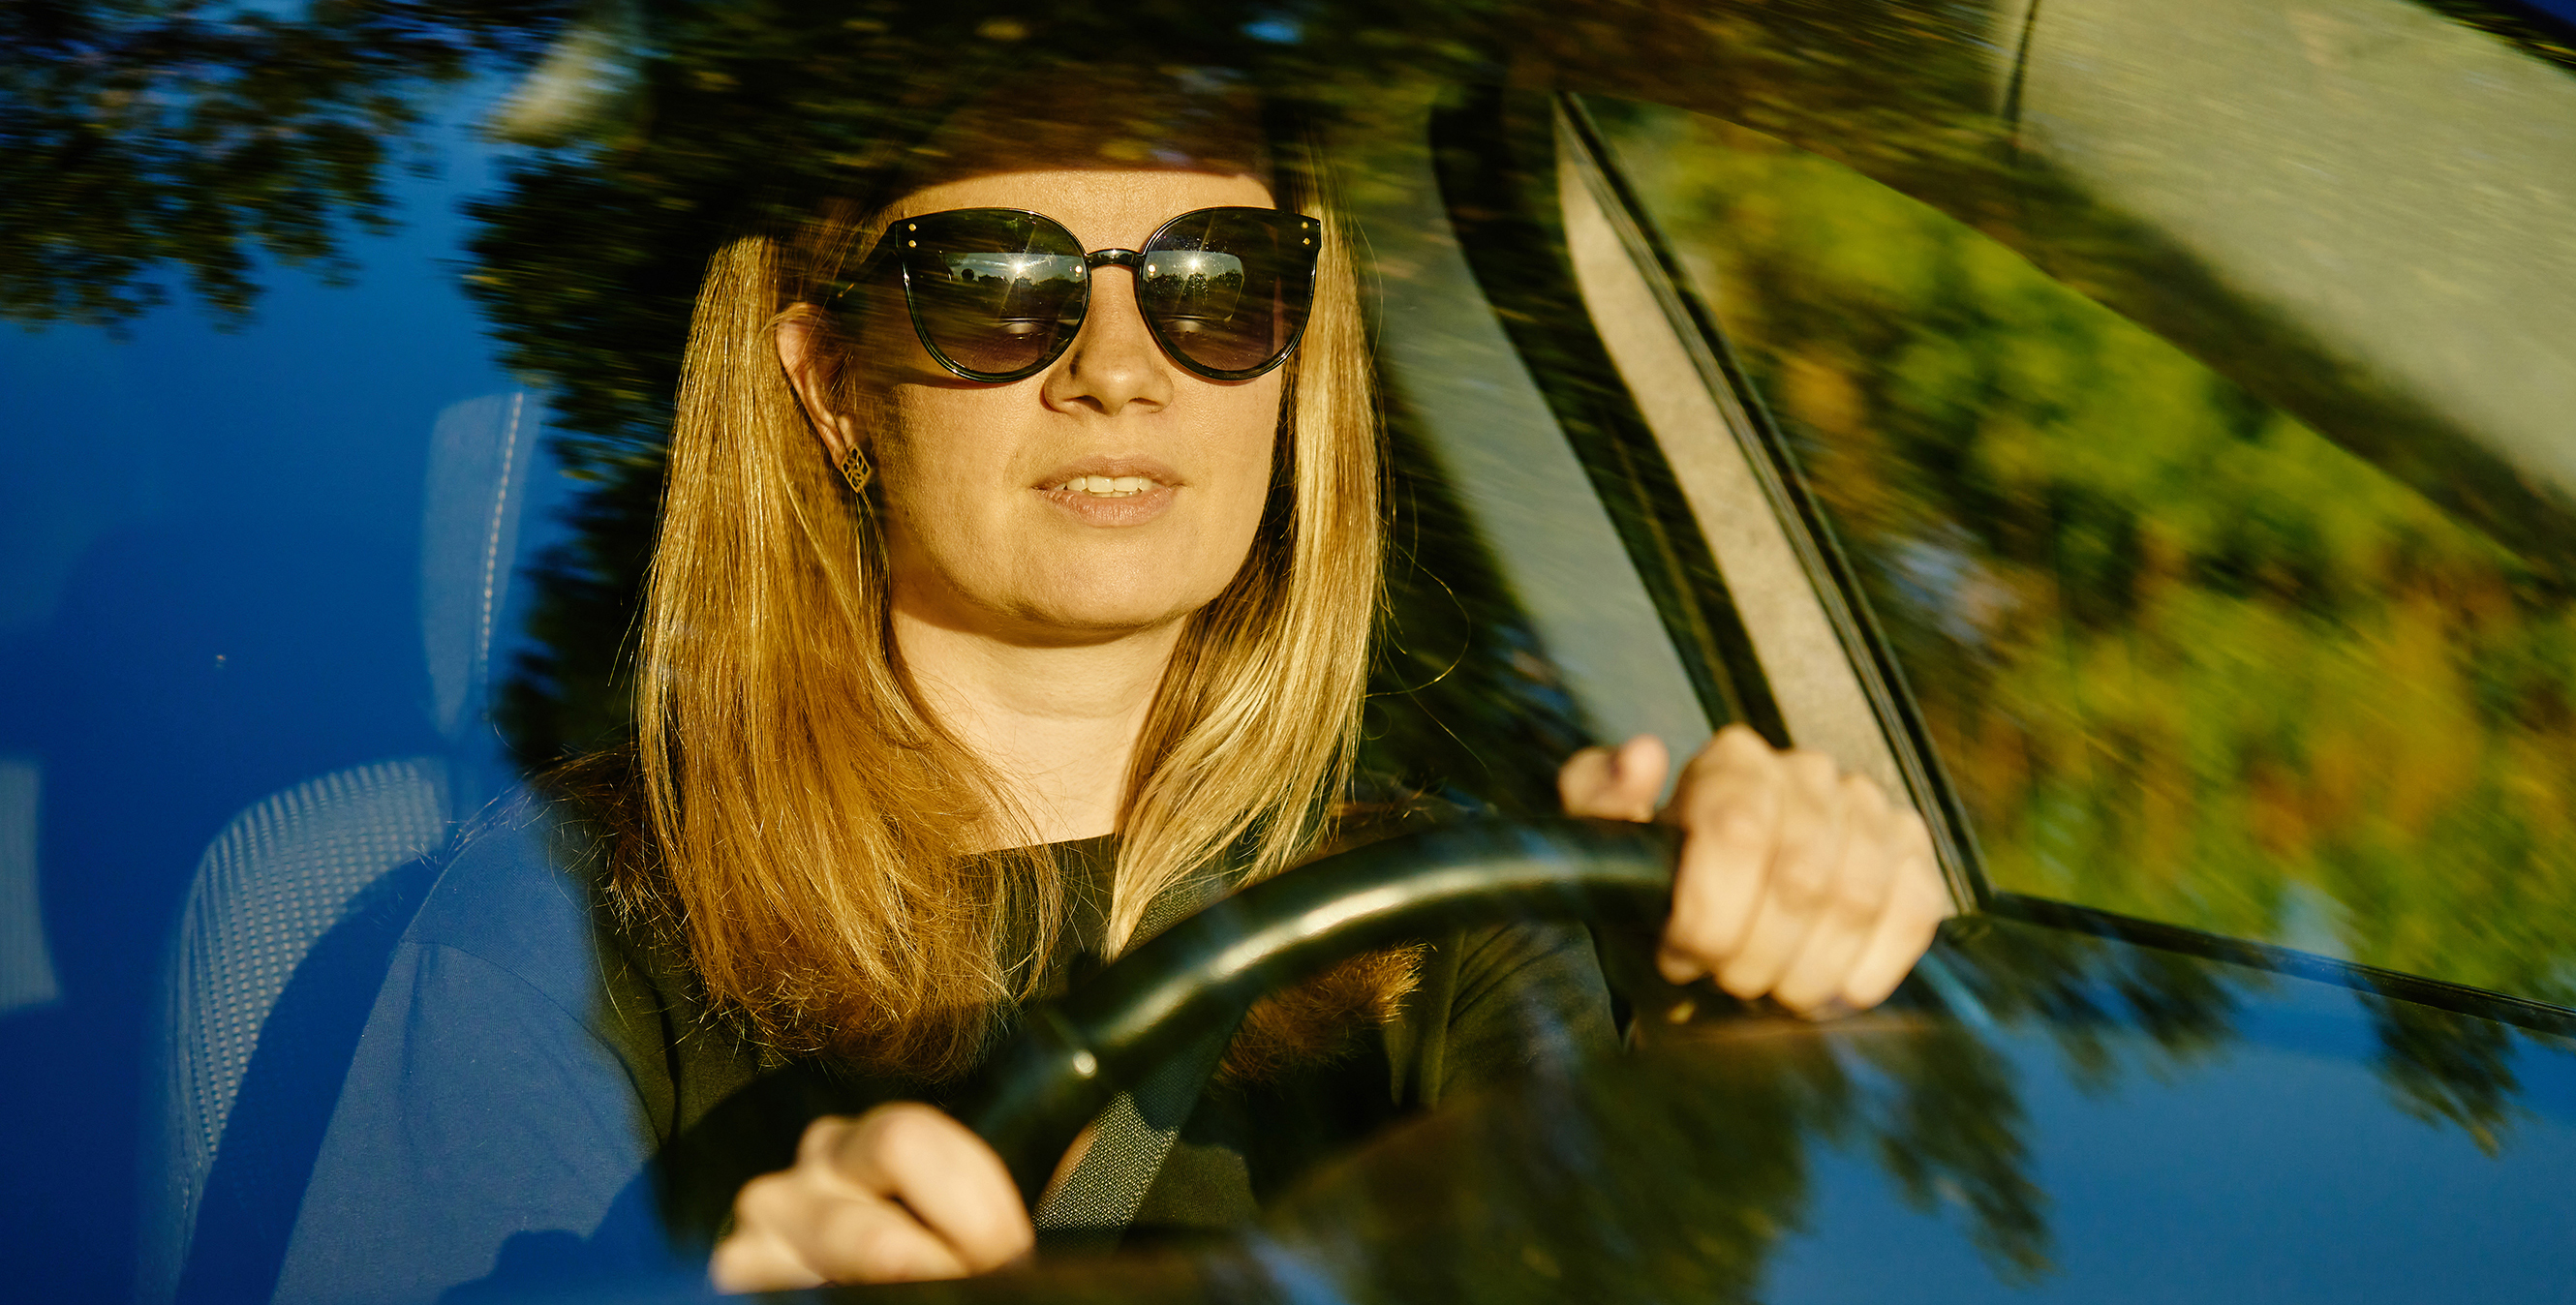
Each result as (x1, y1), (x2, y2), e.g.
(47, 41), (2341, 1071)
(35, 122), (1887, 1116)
(861, 917), (2574, 1303)
(1589, 99), (2576, 1156)
(9, 0), (2576, 1299)
(0, 0), (567, 326)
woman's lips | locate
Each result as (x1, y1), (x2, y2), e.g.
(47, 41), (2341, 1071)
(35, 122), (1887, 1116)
(1035, 458), (1181, 527)
(1039, 480), (1178, 526)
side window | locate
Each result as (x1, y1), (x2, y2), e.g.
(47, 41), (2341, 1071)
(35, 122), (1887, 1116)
(1593, 102), (2576, 1008)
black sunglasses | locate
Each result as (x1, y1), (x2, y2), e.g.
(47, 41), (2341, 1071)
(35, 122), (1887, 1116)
(830, 205), (1323, 383)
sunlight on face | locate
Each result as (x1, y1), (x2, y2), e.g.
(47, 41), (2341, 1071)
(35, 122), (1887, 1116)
(861, 168), (1284, 646)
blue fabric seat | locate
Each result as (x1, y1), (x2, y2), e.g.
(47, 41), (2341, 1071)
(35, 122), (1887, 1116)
(138, 391), (538, 1305)
(139, 761), (457, 1304)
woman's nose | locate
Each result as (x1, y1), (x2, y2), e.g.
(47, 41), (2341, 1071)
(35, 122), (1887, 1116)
(1042, 267), (1173, 416)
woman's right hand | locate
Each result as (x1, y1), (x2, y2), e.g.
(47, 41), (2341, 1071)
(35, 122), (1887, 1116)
(708, 1102), (1035, 1291)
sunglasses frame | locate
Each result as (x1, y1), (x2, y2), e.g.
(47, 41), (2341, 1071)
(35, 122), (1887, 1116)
(833, 205), (1324, 383)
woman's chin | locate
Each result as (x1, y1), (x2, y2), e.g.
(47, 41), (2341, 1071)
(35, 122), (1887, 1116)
(982, 575), (1224, 642)
(1016, 598), (1201, 641)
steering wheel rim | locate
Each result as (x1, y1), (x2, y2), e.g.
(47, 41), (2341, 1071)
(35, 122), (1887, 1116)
(949, 817), (1681, 1203)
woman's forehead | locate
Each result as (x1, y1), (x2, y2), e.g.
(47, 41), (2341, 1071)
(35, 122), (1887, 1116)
(877, 167), (1276, 250)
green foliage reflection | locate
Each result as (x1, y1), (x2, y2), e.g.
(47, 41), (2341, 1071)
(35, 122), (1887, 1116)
(1596, 106), (2576, 1010)
(0, 0), (565, 326)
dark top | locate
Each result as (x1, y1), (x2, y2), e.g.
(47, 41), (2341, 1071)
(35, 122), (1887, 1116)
(272, 794), (1617, 1304)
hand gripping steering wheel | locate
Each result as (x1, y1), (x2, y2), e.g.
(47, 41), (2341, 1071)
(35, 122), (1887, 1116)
(949, 817), (1682, 1204)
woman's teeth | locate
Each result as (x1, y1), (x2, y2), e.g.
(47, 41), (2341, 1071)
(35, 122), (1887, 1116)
(1056, 475), (1156, 497)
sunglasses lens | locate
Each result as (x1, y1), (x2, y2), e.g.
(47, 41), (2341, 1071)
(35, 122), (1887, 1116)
(1138, 210), (1318, 377)
(901, 211), (1087, 378)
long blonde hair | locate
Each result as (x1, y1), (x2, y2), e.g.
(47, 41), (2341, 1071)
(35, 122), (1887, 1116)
(627, 144), (1383, 1078)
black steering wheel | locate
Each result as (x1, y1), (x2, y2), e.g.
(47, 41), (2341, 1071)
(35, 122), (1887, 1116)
(949, 817), (1681, 1203)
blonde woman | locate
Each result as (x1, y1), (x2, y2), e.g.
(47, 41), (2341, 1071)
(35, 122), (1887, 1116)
(275, 79), (1947, 1302)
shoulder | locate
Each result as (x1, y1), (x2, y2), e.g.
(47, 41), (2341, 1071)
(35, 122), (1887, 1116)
(277, 791), (678, 1303)
(400, 788), (621, 1005)
(397, 781), (718, 1055)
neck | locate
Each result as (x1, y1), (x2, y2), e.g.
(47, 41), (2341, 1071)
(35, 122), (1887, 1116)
(892, 607), (1184, 847)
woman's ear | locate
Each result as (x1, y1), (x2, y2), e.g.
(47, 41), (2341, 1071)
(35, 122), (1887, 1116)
(775, 314), (864, 464)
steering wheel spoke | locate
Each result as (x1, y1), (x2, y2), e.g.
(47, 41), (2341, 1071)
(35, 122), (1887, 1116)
(949, 817), (1681, 1203)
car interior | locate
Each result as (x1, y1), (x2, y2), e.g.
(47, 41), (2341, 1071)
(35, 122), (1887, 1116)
(4, 0), (2574, 1299)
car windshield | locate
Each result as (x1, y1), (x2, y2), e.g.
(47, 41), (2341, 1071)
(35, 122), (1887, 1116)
(6, 1), (2576, 1301)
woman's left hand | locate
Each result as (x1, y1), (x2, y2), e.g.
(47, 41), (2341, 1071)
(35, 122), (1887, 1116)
(1559, 724), (1951, 1017)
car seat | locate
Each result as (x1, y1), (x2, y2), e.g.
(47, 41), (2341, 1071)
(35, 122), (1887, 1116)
(137, 393), (538, 1305)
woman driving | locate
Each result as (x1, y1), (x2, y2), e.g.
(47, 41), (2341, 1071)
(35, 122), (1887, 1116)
(274, 69), (1947, 1301)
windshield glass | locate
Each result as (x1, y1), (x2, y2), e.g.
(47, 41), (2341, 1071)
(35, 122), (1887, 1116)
(6, 2), (2576, 1302)
(1591, 96), (2576, 1010)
